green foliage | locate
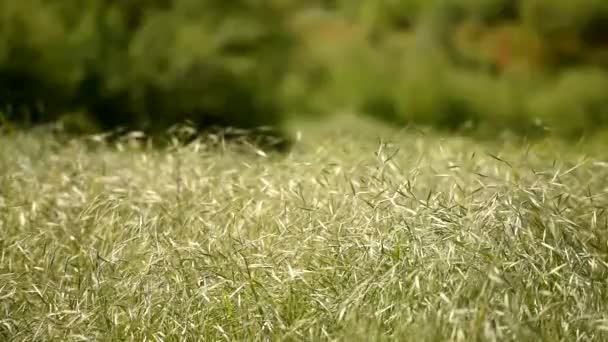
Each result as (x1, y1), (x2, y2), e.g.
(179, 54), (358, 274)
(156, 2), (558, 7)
(392, 54), (460, 128)
(2, 0), (608, 138)
(529, 68), (608, 137)
(305, 30), (608, 138)
(520, 0), (608, 66)
(521, 0), (608, 39)
(0, 110), (13, 134)
(329, 40), (398, 114)
(285, 0), (608, 138)
(0, 0), (292, 133)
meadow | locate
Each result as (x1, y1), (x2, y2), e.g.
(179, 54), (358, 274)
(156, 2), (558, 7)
(1, 116), (608, 341)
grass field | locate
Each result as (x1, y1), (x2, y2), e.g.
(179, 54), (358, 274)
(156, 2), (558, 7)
(1, 117), (608, 341)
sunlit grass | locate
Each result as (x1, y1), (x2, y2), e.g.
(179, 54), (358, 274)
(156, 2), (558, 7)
(1, 119), (608, 341)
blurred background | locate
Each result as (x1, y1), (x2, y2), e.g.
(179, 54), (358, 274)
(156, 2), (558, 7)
(1, 0), (608, 139)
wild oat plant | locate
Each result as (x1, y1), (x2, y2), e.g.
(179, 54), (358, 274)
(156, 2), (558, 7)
(1, 125), (607, 341)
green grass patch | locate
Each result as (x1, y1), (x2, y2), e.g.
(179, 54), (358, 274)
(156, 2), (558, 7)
(1, 119), (608, 341)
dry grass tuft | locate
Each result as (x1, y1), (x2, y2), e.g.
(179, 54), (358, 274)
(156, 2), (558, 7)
(1, 122), (608, 341)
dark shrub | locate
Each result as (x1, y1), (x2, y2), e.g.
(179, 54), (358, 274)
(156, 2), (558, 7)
(0, 0), (292, 138)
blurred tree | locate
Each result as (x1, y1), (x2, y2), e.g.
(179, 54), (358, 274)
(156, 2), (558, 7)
(0, 0), (293, 137)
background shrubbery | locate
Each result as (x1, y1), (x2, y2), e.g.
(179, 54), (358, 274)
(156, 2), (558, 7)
(285, 0), (608, 137)
(0, 0), (291, 134)
(1, 0), (608, 138)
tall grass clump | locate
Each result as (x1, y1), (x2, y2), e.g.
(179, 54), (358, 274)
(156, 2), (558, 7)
(1, 119), (608, 340)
